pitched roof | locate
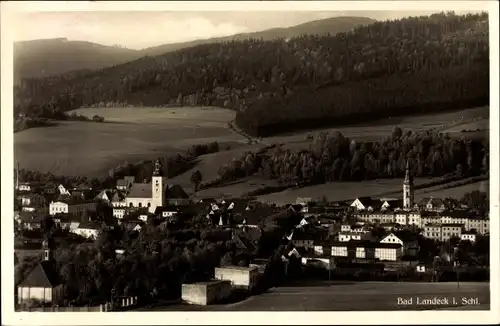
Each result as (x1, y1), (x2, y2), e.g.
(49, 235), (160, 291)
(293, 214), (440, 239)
(166, 184), (189, 199)
(112, 191), (126, 202)
(128, 183), (152, 198)
(18, 261), (61, 287)
(391, 231), (419, 242)
(17, 212), (46, 223)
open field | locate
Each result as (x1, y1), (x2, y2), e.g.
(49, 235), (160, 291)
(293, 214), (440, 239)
(256, 178), (439, 205)
(15, 106), (489, 187)
(166, 144), (268, 192)
(143, 281), (489, 311)
(270, 106), (489, 151)
(414, 180), (489, 201)
(14, 107), (246, 176)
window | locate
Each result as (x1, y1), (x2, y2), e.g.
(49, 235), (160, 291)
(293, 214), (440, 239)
(129, 203), (133, 207)
(139, 203), (142, 208)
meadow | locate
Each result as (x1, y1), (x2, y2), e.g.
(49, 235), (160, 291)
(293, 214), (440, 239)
(267, 106), (489, 151)
(146, 281), (490, 311)
(14, 106), (489, 203)
(14, 107), (246, 176)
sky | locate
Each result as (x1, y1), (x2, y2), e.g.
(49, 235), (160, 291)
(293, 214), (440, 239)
(12, 10), (478, 50)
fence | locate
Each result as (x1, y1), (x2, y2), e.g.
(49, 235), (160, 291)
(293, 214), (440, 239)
(20, 296), (139, 312)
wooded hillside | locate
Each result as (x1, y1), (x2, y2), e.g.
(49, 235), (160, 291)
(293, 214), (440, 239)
(14, 12), (489, 136)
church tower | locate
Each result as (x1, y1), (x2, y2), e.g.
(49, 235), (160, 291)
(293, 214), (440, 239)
(151, 159), (164, 213)
(403, 160), (414, 210)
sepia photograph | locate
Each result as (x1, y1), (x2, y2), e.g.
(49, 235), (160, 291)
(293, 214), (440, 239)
(1, 1), (498, 325)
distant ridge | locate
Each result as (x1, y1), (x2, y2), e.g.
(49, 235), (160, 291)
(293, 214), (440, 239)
(14, 16), (376, 79)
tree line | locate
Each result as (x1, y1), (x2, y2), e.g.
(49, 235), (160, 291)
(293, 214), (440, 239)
(14, 12), (488, 135)
(215, 128), (488, 184)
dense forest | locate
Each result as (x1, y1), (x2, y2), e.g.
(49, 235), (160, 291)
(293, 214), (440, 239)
(215, 128), (489, 184)
(14, 12), (489, 136)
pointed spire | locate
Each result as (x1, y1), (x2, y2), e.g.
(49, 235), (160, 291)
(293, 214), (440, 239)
(404, 159), (413, 185)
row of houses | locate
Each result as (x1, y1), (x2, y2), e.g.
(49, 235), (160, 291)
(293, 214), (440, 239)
(354, 209), (489, 234)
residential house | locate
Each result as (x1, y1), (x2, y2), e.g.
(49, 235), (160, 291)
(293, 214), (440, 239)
(49, 200), (97, 217)
(94, 190), (114, 204)
(71, 220), (100, 239)
(288, 204), (308, 215)
(380, 231), (420, 256)
(440, 210), (469, 226)
(421, 213), (442, 227)
(338, 231), (371, 242)
(421, 197), (446, 212)
(113, 207), (127, 219)
(391, 211), (422, 226)
(356, 211), (395, 224)
(460, 232), (477, 243)
(423, 224), (442, 241)
(380, 199), (404, 211)
(111, 191), (127, 207)
(116, 176), (135, 192)
(313, 240), (332, 256)
(16, 212), (46, 230)
(20, 193), (46, 208)
(465, 218), (489, 235)
(291, 228), (327, 250)
(57, 214), (81, 231)
(441, 223), (462, 241)
(350, 197), (382, 212)
(43, 182), (57, 195)
(17, 182), (33, 192)
(164, 184), (191, 206)
(155, 205), (180, 219)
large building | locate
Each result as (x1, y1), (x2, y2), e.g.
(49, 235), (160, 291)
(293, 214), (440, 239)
(120, 160), (190, 214)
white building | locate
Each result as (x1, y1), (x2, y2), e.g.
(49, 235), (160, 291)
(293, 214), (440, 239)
(380, 232), (419, 256)
(71, 221), (100, 239)
(441, 224), (462, 241)
(123, 160), (189, 213)
(374, 243), (403, 261)
(460, 233), (477, 243)
(49, 200), (97, 216)
(338, 231), (370, 242)
(214, 266), (260, 291)
(465, 218), (489, 235)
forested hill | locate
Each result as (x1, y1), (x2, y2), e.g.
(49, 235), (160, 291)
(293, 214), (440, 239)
(142, 16), (377, 56)
(14, 39), (141, 81)
(15, 12), (489, 136)
(14, 16), (375, 80)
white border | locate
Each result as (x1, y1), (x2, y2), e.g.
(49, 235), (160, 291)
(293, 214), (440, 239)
(1, 1), (499, 325)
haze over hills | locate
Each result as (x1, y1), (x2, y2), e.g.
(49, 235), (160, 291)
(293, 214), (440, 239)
(14, 16), (376, 80)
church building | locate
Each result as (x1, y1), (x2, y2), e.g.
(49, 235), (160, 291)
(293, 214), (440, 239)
(123, 160), (190, 213)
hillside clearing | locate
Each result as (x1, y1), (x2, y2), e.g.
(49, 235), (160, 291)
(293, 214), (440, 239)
(14, 107), (246, 177)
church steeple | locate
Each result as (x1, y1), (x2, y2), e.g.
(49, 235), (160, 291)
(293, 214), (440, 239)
(403, 160), (414, 210)
(404, 160), (413, 184)
(152, 159), (163, 176)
